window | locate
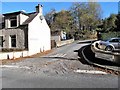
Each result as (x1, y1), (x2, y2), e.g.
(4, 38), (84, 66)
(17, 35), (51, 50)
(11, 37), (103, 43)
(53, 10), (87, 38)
(10, 17), (17, 27)
(11, 35), (16, 47)
(0, 36), (3, 47)
(119, 39), (120, 42)
(109, 39), (119, 43)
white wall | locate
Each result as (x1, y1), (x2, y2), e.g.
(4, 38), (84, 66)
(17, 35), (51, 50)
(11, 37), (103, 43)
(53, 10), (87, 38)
(0, 51), (28, 60)
(56, 39), (74, 47)
(51, 36), (61, 42)
(5, 18), (10, 28)
(19, 14), (29, 25)
(28, 13), (51, 55)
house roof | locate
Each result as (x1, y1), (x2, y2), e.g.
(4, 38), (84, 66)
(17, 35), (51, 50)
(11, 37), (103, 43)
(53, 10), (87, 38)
(22, 13), (38, 25)
(27, 12), (36, 15)
(2, 10), (40, 26)
(3, 11), (28, 16)
(3, 11), (38, 25)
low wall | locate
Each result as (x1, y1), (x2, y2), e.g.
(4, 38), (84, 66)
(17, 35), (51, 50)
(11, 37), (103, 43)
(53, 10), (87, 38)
(0, 48), (51, 60)
(91, 41), (120, 64)
(0, 39), (74, 60)
(56, 39), (74, 47)
(51, 36), (61, 42)
(0, 51), (29, 60)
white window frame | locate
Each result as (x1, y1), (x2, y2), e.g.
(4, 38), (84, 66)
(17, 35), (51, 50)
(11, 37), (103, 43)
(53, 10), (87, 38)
(9, 16), (17, 28)
(9, 35), (16, 48)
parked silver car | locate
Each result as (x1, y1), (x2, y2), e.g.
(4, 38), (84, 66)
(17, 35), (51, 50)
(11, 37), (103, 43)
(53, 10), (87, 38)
(98, 38), (120, 52)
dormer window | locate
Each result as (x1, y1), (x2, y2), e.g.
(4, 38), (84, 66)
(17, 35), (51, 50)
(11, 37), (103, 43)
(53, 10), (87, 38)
(10, 17), (17, 27)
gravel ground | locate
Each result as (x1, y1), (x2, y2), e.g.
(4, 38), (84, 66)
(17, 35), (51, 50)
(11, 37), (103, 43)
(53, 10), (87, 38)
(3, 42), (96, 76)
(2, 41), (119, 88)
(4, 57), (96, 76)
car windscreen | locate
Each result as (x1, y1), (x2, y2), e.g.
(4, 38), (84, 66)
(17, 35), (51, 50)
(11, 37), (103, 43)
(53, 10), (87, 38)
(109, 39), (119, 42)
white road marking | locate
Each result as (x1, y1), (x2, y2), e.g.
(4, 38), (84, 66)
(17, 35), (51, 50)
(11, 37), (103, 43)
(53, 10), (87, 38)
(48, 53), (66, 58)
(59, 54), (66, 57)
(53, 54), (59, 57)
(0, 65), (30, 69)
(74, 70), (107, 75)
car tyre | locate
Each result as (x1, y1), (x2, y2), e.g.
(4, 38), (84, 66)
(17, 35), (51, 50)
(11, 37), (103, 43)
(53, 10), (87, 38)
(95, 43), (99, 48)
(105, 46), (113, 52)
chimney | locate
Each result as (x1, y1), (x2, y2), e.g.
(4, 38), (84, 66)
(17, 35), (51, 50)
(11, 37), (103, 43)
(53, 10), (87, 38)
(36, 4), (43, 14)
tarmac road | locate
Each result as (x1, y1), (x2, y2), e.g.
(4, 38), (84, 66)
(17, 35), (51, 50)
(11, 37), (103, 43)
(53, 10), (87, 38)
(1, 40), (119, 88)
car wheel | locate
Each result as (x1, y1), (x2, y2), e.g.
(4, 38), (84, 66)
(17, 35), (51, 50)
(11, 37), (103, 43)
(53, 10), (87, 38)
(105, 46), (113, 51)
(95, 43), (99, 48)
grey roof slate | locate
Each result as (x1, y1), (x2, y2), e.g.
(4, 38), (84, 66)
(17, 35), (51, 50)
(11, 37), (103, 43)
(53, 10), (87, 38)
(22, 13), (38, 25)
(3, 11), (28, 16)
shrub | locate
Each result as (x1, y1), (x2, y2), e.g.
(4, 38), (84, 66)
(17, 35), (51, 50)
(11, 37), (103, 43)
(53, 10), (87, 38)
(101, 32), (120, 40)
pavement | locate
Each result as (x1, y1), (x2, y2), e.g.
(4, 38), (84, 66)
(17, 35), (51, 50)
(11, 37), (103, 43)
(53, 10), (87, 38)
(0, 41), (119, 88)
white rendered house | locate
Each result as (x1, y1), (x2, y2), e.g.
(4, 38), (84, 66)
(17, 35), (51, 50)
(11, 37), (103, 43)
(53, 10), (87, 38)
(0, 4), (51, 55)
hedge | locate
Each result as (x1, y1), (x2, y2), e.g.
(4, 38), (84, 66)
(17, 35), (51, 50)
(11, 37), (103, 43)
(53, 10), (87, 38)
(101, 32), (120, 40)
